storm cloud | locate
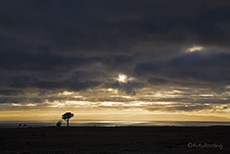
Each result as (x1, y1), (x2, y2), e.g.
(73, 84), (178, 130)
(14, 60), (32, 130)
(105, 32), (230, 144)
(135, 52), (230, 84)
(1, 0), (230, 114)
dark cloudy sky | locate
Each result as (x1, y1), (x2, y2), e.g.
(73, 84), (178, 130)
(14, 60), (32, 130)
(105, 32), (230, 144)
(0, 0), (230, 121)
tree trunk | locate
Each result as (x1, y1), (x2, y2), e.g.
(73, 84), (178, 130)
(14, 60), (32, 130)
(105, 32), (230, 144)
(67, 119), (69, 127)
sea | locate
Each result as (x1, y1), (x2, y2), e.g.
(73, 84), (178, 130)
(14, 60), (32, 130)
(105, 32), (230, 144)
(0, 121), (230, 128)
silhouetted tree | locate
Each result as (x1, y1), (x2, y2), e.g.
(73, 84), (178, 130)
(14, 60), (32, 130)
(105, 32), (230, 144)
(62, 112), (74, 127)
(56, 120), (62, 127)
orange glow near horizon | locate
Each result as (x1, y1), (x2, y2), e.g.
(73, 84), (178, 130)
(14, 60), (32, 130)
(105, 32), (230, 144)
(0, 108), (229, 122)
(1, 86), (230, 122)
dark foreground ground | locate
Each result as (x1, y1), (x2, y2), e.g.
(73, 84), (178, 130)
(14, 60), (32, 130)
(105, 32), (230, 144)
(0, 126), (229, 154)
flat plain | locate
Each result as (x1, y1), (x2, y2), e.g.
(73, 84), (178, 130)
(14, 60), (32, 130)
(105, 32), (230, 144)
(0, 126), (229, 154)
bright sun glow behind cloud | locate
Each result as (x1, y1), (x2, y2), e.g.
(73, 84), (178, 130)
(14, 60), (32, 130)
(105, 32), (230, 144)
(186, 46), (204, 52)
(118, 74), (128, 83)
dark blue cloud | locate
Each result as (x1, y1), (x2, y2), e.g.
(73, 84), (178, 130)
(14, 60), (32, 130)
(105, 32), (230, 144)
(0, 52), (100, 72)
(135, 52), (230, 83)
(0, 89), (24, 96)
(1, 0), (230, 107)
(1, 0), (230, 55)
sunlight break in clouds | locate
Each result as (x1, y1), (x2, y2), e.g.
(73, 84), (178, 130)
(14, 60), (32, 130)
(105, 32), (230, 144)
(186, 46), (204, 52)
(117, 74), (135, 83)
(117, 74), (128, 83)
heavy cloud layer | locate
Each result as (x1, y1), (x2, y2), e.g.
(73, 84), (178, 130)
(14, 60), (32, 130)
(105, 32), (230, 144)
(1, 0), (230, 113)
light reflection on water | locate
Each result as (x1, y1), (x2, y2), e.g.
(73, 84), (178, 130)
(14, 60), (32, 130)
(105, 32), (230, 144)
(0, 121), (230, 128)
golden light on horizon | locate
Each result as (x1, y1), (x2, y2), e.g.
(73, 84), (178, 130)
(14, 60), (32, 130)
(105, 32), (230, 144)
(1, 84), (229, 122)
